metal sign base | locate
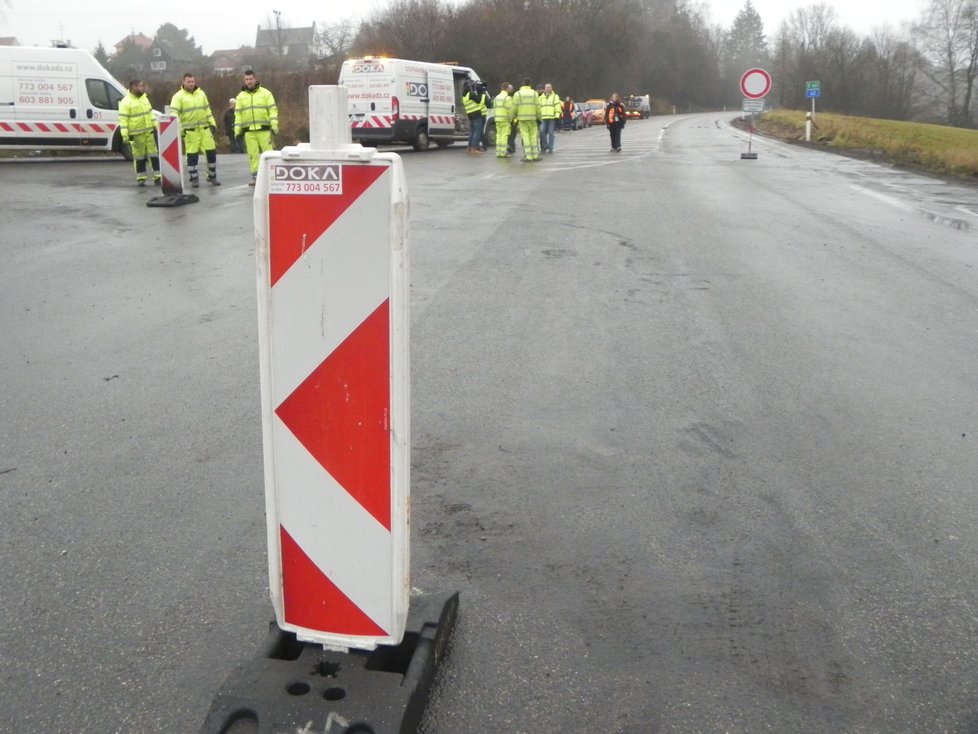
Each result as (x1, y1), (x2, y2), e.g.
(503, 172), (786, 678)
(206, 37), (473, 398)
(147, 194), (200, 207)
(740, 152), (758, 160)
(201, 591), (459, 734)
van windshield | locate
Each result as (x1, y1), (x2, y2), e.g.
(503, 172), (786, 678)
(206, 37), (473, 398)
(86, 79), (123, 110)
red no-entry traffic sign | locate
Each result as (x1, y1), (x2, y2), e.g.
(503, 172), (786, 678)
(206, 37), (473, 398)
(740, 68), (772, 99)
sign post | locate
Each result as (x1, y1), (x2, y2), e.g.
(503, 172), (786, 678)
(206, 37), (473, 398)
(805, 81), (821, 142)
(739, 68), (771, 160)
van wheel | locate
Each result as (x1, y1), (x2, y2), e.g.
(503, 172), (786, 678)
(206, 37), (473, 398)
(412, 127), (430, 151)
(484, 125), (496, 146)
(113, 129), (133, 161)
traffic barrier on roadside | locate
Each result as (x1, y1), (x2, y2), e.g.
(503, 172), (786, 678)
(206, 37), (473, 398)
(254, 86), (410, 651)
(147, 114), (198, 207)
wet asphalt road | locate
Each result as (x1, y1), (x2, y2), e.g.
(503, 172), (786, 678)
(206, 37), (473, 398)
(1, 114), (977, 733)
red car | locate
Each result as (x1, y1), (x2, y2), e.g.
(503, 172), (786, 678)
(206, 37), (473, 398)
(574, 102), (594, 128)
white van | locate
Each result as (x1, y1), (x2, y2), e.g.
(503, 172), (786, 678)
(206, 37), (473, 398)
(339, 57), (491, 151)
(0, 46), (132, 157)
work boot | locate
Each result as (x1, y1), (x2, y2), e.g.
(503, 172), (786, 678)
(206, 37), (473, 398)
(153, 175), (162, 185)
(137, 179), (146, 187)
(207, 176), (221, 186)
(190, 176), (200, 188)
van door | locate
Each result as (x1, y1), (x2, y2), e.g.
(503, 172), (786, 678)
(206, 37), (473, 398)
(342, 60), (394, 136)
(425, 67), (454, 138)
(78, 77), (123, 145)
(452, 70), (472, 139)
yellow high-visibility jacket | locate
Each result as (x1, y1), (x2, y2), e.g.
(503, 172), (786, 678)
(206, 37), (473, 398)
(538, 92), (561, 120)
(493, 90), (513, 123)
(118, 91), (156, 138)
(512, 86), (540, 122)
(170, 87), (216, 130)
(462, 90), (488, 118)
(234, 84), (278, 135)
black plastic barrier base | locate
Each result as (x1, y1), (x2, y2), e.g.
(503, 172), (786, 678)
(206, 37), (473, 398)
(147, 193), (200, 207)
(201, 591), (459, 734)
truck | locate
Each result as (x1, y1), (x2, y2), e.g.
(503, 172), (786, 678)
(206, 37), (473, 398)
(0, 46), (134, 158)
(338, 57), (491, 151)
(623, 93), (652, 119)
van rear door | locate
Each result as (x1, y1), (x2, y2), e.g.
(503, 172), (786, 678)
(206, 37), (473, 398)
(342, 60), (394, 133)
(425, 66), (454, 138)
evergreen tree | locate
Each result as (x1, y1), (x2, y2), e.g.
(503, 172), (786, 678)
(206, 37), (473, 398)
(93, 42), (110, 66)
(728, 1), (768, 68)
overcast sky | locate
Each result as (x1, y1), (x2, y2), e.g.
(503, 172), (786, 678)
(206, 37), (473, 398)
(2, 0), (925, 55)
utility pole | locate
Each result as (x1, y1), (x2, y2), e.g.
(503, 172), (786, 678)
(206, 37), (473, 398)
(273, 9), (283, 57)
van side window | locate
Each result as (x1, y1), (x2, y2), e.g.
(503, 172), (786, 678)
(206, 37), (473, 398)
(86, 79), (123, 110)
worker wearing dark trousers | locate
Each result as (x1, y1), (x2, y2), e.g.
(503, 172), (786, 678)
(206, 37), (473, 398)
(605, 93), (626, 152)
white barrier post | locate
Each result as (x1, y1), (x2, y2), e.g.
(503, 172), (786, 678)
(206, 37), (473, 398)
(147, 113), (198, 207)
(254, 86), (410, 650)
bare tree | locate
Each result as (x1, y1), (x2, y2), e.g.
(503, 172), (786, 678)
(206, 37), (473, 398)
(773, 4), (840, 108)
(318, 20), (356, 61)
(862, 26), (922, 120)
(914, 0), (978, 126)
(352, 0), (454, 61)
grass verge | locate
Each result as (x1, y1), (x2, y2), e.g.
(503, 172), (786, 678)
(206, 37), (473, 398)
(752, 110), (978, 180)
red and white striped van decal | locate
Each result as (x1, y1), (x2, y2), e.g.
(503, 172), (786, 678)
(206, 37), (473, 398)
(351, 115), (394, 130)
(0, 121), (117, 135)
(351, 114), (456, 130)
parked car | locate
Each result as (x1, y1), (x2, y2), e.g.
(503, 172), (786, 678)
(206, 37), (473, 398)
(575, 102), (594, 128)
(586, 98), (607, 125)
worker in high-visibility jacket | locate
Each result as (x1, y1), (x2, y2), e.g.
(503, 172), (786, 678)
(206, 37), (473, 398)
(537, 82), (561, 154)
(234, 69), (278, 186)
(605, 92), (627, 152)
(170, 73), (220, 187)
(492, 83), (514, 158)
(512, 77), (541, 162)
(118, 79), (160, 186)
(462, 80), (489, 155)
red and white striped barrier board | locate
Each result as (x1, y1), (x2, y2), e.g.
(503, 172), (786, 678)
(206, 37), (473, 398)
(254, 87), (410, 650)
(157, 114), (184, 196)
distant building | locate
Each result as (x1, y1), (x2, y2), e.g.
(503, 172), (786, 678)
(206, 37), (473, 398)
(254, 23), (321, 60)
(114, 32), (153, 55)
(211, 47), (253, 76)
(148, 37), (198, 77)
